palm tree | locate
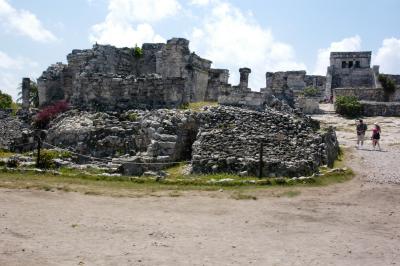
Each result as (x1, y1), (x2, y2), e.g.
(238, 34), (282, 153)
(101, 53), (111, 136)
(17, 80), (39, 108)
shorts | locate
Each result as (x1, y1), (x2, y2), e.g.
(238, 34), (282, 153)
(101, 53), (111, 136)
(357, 134), (365, 142)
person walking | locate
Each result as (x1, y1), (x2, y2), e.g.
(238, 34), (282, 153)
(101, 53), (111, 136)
(371, 123), (381, 151)
(356, 119), (367, 149)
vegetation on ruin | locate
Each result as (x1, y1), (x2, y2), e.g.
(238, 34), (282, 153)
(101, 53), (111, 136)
(302, 87), (319, 97)
(0, 90), (13, 109)
(133, 44), (143, 58)
(34, 100), (70, 129)
(335, 96), (362, 118)
(35, 149), (73, 169)
(378, 75), (396, 101)
(17, 80), (39, 108)
(179, 101), (218, 112)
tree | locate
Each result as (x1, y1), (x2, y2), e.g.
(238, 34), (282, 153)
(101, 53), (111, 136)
(133, 44), (143, 58)
(0, 90), (13, 109)
(17, 80), (39, 108)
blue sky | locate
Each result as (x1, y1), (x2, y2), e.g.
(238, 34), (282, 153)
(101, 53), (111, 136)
(1, 0), (399, 99)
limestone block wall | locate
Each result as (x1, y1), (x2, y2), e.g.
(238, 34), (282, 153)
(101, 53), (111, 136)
(206, 69), (229, 101)
(218, 86), (266, 110)
(361, 101), (400, 116)
(333, 87), (385, 102)
(68, 74), (187, 111)
(37, 63), (71, 106)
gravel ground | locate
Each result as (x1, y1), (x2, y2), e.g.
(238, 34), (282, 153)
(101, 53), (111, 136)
(0, 110), (399, 265)
(313, 110), (400, 184)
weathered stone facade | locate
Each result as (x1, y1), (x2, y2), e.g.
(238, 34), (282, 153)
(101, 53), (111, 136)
(326, 52), (378, 99)
(266, 71), (326, 100)
(38, 38), (229, 110)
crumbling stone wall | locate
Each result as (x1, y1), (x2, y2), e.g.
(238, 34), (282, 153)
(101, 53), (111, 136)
(192, 106), (337, 177)
(0, 110), (34, 152)
(361, 101), (400, 116)
(46, 109), (199, 174)
(69, 74), (186, 111)
(265, 71), (326, 100)
(38, 38), (229, 110)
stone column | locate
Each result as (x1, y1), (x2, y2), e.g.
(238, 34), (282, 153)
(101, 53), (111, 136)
(239, 68), (251, 88)
(22, 77), (31, 110)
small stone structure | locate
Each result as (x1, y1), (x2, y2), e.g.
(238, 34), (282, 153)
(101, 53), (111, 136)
(266, 71), (326, 100)
(38, 38), (230, 110)
(192, 106), (338, 177)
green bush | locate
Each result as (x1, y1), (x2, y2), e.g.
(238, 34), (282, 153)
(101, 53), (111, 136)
(6, 157), (20, 168)
(127, 112), (139, 121)
(303, 87), (319, 97)
(133, 44), (143, 58)
(0, 90), (13, 109)
(37, 149), (72, 169)
(335, 96), (362, 117)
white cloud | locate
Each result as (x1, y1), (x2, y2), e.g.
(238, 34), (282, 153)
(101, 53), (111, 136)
(190, 0), (211, 6)
(90, 21), (165, 47)
(190, 1), (305, 90)
(0, 0), (56, 42)
(89, 0), (180, 47)
(313, 35), (362, 75)
(0, 50), (39, 100)
(374, 37), (400, 74)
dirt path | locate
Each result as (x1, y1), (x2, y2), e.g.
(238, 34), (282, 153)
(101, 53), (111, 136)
(1, 114), (400, 266)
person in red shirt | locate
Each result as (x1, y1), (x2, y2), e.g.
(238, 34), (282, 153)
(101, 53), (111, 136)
(371, 123), (381, 151)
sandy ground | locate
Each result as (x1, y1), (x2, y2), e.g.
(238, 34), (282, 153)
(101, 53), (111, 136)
(1, 110), (400, 266)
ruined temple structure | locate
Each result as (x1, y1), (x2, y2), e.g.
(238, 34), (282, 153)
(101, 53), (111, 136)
(326, 51), (379, 99)
(37, 38), (230, 110)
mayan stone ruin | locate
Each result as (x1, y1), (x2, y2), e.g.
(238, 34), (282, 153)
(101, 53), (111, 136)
(37, 38), (229, 111)
(2, 37), (400, 178)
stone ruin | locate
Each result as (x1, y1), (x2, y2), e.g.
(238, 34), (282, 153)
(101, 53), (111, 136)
(327, 51), (400, 116)
(1, 37), (344, 178)
(38, 38), (229, 111)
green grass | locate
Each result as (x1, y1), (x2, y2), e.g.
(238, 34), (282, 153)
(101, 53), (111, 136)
(0, 162), (354, 198)
(0, 150), (15, 158)
(180, 101), (218, 112)
(0, 148), (354, 197)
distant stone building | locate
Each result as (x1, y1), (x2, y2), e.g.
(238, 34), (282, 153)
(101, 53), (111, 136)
(325, 52), (377, 97)
(37, 38), (230, 111)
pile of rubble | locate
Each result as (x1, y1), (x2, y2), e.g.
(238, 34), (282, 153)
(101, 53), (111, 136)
(46, 109), (199, 175)
(0, 110), (34, 152)
(192, 106), (338, 177)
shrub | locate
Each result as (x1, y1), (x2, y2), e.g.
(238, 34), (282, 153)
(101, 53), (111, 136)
(6, 157), (20, 168)
(36, 149), (72, 169)
(127, 112), (139, 121)
(133, 44), (143, 58)
(0, 90), (13, 109)
(303, 87), (319, 97)
(34, 100), (70, 129)
(335, 96), (362, 117)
